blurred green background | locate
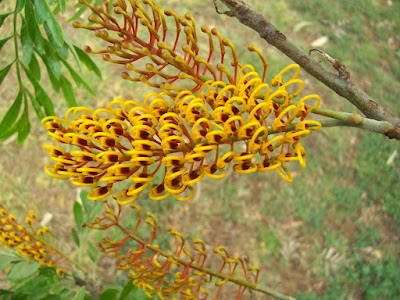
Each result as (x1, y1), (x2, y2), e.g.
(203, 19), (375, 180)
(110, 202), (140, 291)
(0, 0), (399, 299)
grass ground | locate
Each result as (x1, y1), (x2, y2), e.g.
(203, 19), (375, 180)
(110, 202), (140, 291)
(0, 0), (399, 299)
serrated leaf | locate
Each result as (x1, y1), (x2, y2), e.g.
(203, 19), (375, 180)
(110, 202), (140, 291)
(71, 227), (80, 247)
(73, 201), (84, 232)
(16, 0), (26, 12)
(119, 279), (136, 300)
(0, 36), (12, 52)
(0, 62), (14, 86)
(7, 261), (39, 282)
(25, 1), (45, 54)
(58, 0), (66, 13)
(28, 54), (41, 81)
(72, 286), (86, 300)
(34, 0), (51, 24)
(0, 12), (12, 27)
(21, 20), (33, 64)
(0, 254), (15, 270)
(0, 90), (23, 138)
(60, 75), (77, 107)
(74, 46), (102, 79)
(99, 289), (118, 300)
(17, 99), (31, 145)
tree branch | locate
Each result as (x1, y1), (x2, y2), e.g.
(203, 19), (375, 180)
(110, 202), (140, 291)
(215, 0), (400, 140)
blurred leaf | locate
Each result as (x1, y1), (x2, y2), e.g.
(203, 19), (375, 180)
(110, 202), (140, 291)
(59, 43), (69, 60)
(0, 36), (12, 52)
(62, 59), (95, 95)
(28, 54), (41, 81)
(72, 286), (86, 300)
(0, 289), (14, 296)
(0, 90), (23, 137)
(34, 0), (51, 24)
(67, 5), (88, 22)
(0, 62), (14, 86)
(25, 1), (45, 54)
(64, 37), (81, 69)
(21, 20), (33, 64)
(71, 228), (80, 247)
(73, 201), (84, 232)
(80, 190), (91, 216)
(293, 20), (313, 33)
(17, 98), (31, 145)
(16, 275), (47, 294)
(17, 0), (27, 12)
(0, 254), (15, 270)
(26, 90), (45, 119)
(74, 46), (102, 79)
(7, 261), (40, 282)
(99, 289), (118, 300)
(87, 249), (96, 264)
(0, 12), (12, 27)
(119, 279), (136, 300)
(60, 75), (77, 107)
(58, 0), (66, 13)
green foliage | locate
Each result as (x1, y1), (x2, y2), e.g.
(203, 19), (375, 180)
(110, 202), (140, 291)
(0, 1), (101, 144)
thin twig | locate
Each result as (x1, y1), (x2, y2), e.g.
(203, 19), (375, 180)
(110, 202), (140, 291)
(214, 0), (400, 140)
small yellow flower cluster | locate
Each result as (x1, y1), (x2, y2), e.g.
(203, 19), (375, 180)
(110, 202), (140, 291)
(0, 205), (65, 277)
(42, 64), (321, 203)
(87, 203), (259, 299)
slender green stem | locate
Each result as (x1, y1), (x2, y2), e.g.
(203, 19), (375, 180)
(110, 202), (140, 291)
(115, 223), (295, 300)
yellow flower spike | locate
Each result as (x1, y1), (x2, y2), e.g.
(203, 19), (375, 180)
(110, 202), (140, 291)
(106, 163), (134, 176)
(149, 184), (171, 200)
(216, 151), (235, 169)
(294, 142), (306, 168)
(184, 151), (207, 163)
(237, 121), (261, 139)
(260, 135), (284, 155)
(282, 130), (310, 143)
(215, 84), (238, 103)
(296, 120), (322, 131)
(165, 167), (187, 181)
(161, 135), (186, 153)
(130, 173), (155, 183)
(191, 118), (211, 142)
(278, 78), (304, 99)
(70, 151), (97, 163)
(248, 82), (271, 108)
(182, 170), (204, 185)
(56, 268), (65, 279)
(128, 182), (150, 197)
(87, 186), (113, 201)
(233, 163), (257, 174)
(212, 106), (234, 124)
(271, 105), (297, 132)
(275, 164), (293, 183)
(92, 132), (120, 148)
(76, 167), (104, 176)
(266, 89), (290, 109)
(42, 145), (66, 157)
(249, 127), (268, 153)
(162, 156), (185, 167)
(233, 152), (255, 163)
(271, 63), (301, 86)
(159, 123), (184, 139)
(223, 115), (245, 135)
(57, 167), (82, 178)
(71, 176), (98, 187)
(63, 133), (94, 148)
(47, 131), (70, 144)
(44, 165), (69, 180)
(164, 177), (187, 194)
(205, 130), (228, 144)
(257, 158), (281, 172)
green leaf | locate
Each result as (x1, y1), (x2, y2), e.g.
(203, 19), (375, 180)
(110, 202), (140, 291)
(16, 275), (47, 294)
(60, 75), (77, 107)
(67, 5), (88, 22)
(0, 62), (14, 86)
(46, 17), (64, 49)
(0, 289), (14, 296)
(25, 1), (45, 54)
(58, 0), (66, 13)
(0, 254), (15, 270)
(71, 227), (80, 247)
(72, 286), (86, 300)
(61, 58), (95, 95)
(28, 54), (41, 81)
(0, 12), (12, 27)
(0, 36), (12, 52)
(16, 0), (26, 12)
(17, 98), (31, 145)
(80, 190), (91, 216)
(34, 0), (51, 24)
(0, 90), (23, 138)
(7, 261), (40, 283)
(21, 20), (33, 64)
(43, 43), (61, 79)
(99, 289), (118, 300)
(86, 249), (96, 264)
(73, 201), (84, 232)
(26, 90), (45, 119)
(119, 279), (136, 300)
(74, 46), (102, 79)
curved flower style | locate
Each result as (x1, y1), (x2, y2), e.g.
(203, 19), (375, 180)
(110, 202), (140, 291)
(42, 63), (321, 204)
(0, 204), (66, 277)
(85, 202), (260, 299)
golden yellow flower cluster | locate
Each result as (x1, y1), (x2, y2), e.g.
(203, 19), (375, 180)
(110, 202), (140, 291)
(0, 204), (66, 277)
(86, 202), (259, 299)
(42, 63), (321, 204)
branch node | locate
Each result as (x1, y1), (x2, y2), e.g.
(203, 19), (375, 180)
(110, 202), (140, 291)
(309, 48), (350, 80)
